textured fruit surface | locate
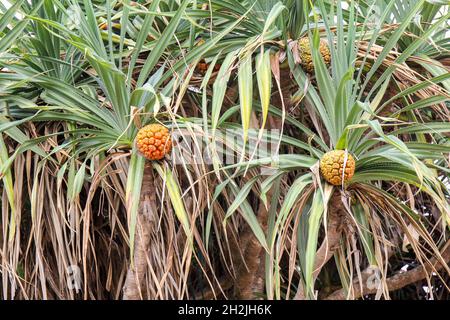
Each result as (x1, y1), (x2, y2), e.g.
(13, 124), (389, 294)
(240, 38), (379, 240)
(195, 59), (221, 75)
(320, 150), (355, 186)
(136, 124), (172, 160)
(194, 39), (221, 75)
(298, 37), (331, 73)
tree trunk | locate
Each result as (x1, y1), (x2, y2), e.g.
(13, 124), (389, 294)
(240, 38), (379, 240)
(234, 199), (268, 299)
(122, 163), (157, 300)
(294, 189), (346, 299)
(233, 68), (294, 299)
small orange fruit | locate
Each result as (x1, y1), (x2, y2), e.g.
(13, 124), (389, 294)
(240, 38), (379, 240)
(196, 59), (209, 75)
(319, 150), (355, 186)
(135, 124), (172, 160)
(195, 59), (221, 75)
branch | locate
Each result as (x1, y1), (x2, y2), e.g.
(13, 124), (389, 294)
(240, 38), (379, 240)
(325, 240), (450, 300)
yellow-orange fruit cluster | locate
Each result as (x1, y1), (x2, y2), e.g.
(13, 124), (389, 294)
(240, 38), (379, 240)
(136, 124), (172, 160)
(320, 150), (355, 186)
(298, 37), (331, 73)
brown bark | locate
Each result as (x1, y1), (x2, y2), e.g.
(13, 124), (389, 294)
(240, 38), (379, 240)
(234, 199), (268, 299)
(122, 163), (157, 300)
(294, 190), (347, 299)
(313, 191), (347, 278)
(325, 240), (450, 300)
(233, 63), (301, 298)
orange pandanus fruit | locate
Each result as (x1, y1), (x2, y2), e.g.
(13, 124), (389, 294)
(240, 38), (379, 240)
(320, 150), (355, 186)
(135, 124), (172, 160)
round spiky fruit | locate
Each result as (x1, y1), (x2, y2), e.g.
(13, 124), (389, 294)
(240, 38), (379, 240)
(135, 124), (172, 160)
(298, 37), (331, 73)
(320, 150), (355, 186)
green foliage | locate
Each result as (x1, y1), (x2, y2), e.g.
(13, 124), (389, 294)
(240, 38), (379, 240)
(0, 0), (448, 300)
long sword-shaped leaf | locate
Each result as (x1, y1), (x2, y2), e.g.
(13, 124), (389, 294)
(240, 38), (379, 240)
(0, 1), (44, 52)
(125, 151), (145, 265)
(256, 50), (272, 131)
(304, 190), (325, 299)
(137, 0), (191, 87)
(238, 54), (253, 144)
(0, 134), (15, 241)
(154, 163), (191, 237)
(126, 0), (162, 87)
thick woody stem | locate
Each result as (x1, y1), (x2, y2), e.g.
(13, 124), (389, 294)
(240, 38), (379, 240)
(313, 191), (346, 278)
(233, 66), (296, 298)
(325, 240), (450, 300)
(294, 190), (346, 300)
(122, 163), (157, 300)
(234, 199), (268, 299)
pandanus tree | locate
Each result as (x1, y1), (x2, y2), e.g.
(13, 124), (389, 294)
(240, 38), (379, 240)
(0, 0), (449, 300)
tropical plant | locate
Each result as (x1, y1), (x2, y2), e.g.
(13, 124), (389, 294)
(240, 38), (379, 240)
(0, 0), (449, 300)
